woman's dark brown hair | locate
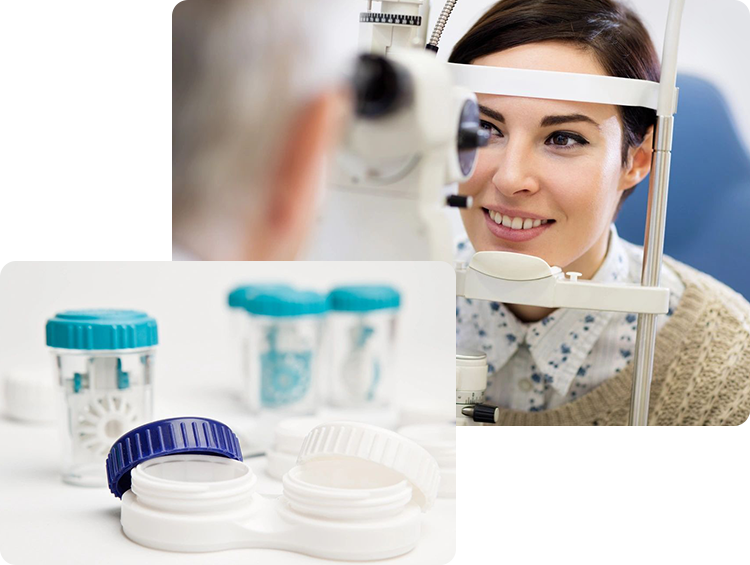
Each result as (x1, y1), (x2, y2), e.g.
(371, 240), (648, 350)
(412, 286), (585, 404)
(449, 0), (660, 210)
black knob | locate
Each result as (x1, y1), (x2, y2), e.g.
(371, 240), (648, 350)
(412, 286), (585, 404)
(445, 195), (472, 208)
(353, 54), (413, 119)
(471, 404), (499, 424)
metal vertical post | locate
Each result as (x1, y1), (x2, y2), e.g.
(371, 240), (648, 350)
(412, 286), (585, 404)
(628, 0), (685, 425)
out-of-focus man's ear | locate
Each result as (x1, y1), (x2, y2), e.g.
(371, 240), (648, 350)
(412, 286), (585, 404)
(253, 87), (351, 260)
(619, 125), (654, 192)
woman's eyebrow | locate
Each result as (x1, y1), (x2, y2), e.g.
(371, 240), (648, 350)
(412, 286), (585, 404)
(479, 105), (505, 123)
(479, 105), (600, 130)
(540, 114), (600, 129)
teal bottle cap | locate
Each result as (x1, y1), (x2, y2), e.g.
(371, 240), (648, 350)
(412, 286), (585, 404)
(46, 309), (158, 350)
(227, 284), (292, 309)
(244, 288), (329, 317)
(329, 285), (401, 312)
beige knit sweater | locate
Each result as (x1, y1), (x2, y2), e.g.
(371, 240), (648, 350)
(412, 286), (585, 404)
(492, 257), (750, 425)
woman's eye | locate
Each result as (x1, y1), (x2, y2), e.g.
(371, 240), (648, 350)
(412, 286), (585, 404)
(546, 131), (589, 149)
(477, 123), (588, 149)
(480, 119), (503, 138)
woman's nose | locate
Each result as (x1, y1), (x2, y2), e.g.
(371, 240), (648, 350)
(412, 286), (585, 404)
(490, 139), (540, 198)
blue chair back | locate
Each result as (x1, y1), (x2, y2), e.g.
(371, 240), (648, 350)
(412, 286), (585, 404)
(616, 74), (750, 299)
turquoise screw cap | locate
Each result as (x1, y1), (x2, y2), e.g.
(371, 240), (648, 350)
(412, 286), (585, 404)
(329, 285), (401, 312)
(46, 309), (158, 350)
(244, 288), (329, 317)
(227, 284), (292, 309)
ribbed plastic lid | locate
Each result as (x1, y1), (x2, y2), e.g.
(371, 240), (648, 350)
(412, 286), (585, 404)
(328, 285), (401, 312)
(46, 309), (158, 350)
(106, 417), (243, 498)
(227, 284), (292, 309)
(244, 288), (329, 317)
(297, 421), (440, 511)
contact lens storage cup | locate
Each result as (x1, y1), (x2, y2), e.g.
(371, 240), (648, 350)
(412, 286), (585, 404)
(46, 309), (158, 486)
(243, 288), (328, 416)
(107, 419), (440, 560)
(326, 285), (400, 407)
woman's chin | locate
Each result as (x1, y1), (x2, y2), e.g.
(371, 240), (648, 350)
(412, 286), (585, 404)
(477, 237), (533, 255)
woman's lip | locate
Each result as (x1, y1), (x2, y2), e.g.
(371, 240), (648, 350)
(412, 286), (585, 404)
(483, 209), (554, 242)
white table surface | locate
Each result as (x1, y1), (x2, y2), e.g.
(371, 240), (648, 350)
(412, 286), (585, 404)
(0, 413), (455, 565)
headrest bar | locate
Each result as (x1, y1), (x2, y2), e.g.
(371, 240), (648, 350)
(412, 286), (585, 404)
(447, 63), (678, 113)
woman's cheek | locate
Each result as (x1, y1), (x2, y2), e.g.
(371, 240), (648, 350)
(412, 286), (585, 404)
(551, 160), (603, 215)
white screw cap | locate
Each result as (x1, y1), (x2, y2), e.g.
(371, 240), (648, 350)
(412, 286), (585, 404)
(297, 421), (441, 511)
(3, 367), (56, 423)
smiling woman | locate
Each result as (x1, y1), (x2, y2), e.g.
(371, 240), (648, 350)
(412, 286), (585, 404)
(450, 0), (658, 287)
(451, 0), (750, 424)
(462, 41), (651, 295)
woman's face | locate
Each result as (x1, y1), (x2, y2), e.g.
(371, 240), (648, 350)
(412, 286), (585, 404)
(460, 41), (645, 275)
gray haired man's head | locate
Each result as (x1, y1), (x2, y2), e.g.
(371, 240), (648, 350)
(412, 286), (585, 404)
(173, 0), (352, 259)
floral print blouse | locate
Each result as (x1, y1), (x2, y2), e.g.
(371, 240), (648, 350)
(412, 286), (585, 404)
(455, 225), (685, 411)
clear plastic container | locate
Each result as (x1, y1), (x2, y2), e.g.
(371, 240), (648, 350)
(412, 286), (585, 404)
(243, 288), (328, 416)
(326, 285), (400, 408)
(227, 284), (293, 407)
(46, 309), (157, 486)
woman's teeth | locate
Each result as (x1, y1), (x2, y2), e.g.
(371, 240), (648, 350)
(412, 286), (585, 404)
(487, 210), (548, 230)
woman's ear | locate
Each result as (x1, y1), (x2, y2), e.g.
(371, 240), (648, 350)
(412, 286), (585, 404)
(619, 125), (654, 192)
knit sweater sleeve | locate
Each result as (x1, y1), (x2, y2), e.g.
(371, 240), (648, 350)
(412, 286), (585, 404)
(652, 261), (750, 426)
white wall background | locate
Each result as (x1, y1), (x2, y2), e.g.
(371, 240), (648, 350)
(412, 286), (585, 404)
(0, 261), (454, 420)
